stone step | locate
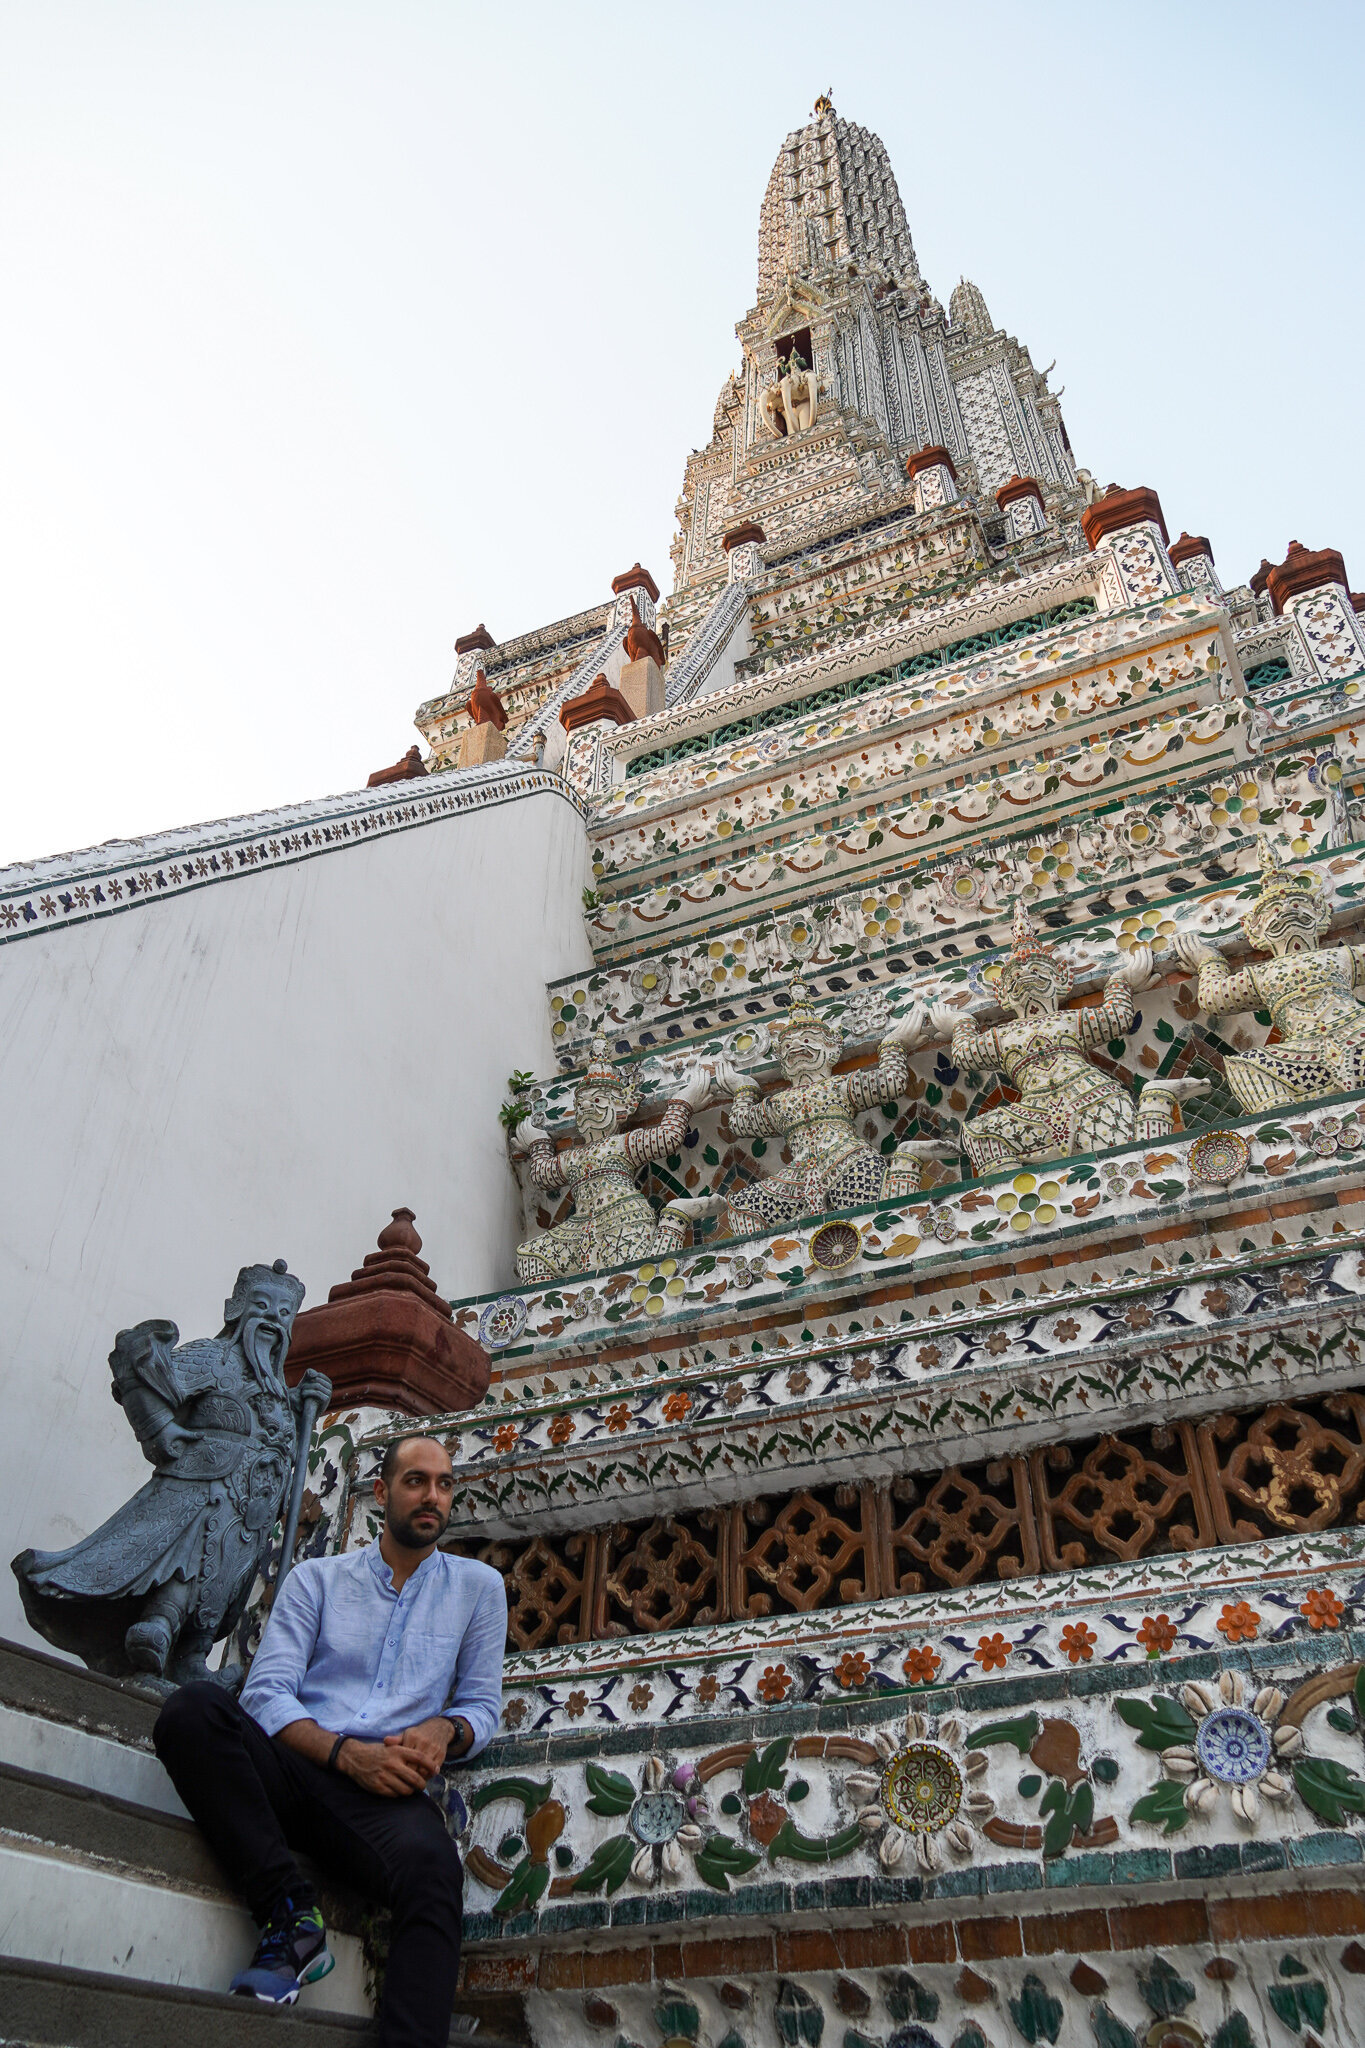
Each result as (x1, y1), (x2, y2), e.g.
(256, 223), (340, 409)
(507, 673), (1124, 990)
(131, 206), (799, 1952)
(0, 1955), (380, 2048)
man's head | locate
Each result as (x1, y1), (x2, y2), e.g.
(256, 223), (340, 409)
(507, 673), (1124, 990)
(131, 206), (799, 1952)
(374, 1434), (455, 1551)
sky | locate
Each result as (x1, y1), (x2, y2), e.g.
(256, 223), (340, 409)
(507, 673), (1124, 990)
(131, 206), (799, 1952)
(1, 1), (1362, 869)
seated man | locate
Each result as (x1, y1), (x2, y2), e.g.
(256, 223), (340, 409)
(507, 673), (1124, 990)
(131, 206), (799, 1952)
(153, 1434), (505, 2048)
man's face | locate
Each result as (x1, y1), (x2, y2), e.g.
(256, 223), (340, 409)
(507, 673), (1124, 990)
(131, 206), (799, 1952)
(377, 1441), (455, 1549)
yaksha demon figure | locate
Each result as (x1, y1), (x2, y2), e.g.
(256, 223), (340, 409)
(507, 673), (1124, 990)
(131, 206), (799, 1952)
(943, 904), (1204, 1174)
(1178, 836), (1365, 1113)
(710, 979), (945, 1232)
(513, 1039), (714, 1282)
(13, 1260), (329, 1685)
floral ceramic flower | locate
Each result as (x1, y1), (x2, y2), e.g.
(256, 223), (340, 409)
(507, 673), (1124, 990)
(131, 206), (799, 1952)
(547, 1414), (575, 1446)
(835, 1650), (872, 1689)
(846, 1709), (995, 1874)
(628, 1681), (654, 1712)
(606, 1402), (632, 1433)
(1201, 1288), (1231, 1316)
(565, 1691), (587, 1718)
(850, 1357), (874, 1382)
(1055, 1318), (1080, 1341)
(1280, 1269), (1310, 1301)
(903, 1645), (942, 1686)
(1159, 1670), (1299, 1827)
(974, 1633), (1011, 1673)
(731, 1256), (768, 1290)
(1301, 1588), (1345, 1631)
(492, 1423), (520, 1454)
(695, 1673), (719, 1705)
(917, 1343), (942, 1370)
(662, 1391), (692, 1423)
(985, 1331), (1010, 1356)
(1217, 1600), (1260, 1644)
(1137, 1613), (1178, 1656)
(1060, 1622), (1097, 1665)
(758, 1664), (792, 1703)
(924, 1205), (959, 1244)
(502, 1697), (527, 1729)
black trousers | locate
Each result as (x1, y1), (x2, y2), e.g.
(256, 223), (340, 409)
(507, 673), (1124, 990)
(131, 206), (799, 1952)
(153, 1683), (462, 2048)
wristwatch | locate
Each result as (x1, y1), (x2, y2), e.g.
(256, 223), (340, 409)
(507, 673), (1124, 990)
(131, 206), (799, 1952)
(448, 1716), (473, 1756)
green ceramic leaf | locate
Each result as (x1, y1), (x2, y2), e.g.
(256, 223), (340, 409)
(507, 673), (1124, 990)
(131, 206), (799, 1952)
(492, 1857), (549, 1917)
(693, 1833), (762, 1892)
(742, 1736), (791, 1795)
(966, 1711), (1039, 1754)
(1115, 1694), (1197, 1751)
(1129, 1779), (1189, 1835)
(571, 1834), (635, 1896)
(766, 1818), (864, 1865)
(1091, 2007), (1141, 2048)
(1292, 1755), (1365, 1824)
(584, 1762), (635, 1816)
(469, 1776), (553, 1816)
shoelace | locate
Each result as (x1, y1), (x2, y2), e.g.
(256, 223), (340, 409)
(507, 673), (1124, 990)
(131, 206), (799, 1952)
(253, 1918), (297, 1971)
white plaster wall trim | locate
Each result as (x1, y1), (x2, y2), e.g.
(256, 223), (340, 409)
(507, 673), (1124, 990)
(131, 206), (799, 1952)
(0, 766), (586, 949)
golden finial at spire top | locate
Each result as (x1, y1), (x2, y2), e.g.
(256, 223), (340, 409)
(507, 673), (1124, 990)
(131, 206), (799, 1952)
(814, 89), (834, 115)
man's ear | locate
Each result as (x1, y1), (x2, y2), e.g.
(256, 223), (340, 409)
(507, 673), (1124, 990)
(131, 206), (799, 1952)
(373, 1476), (386, 1505)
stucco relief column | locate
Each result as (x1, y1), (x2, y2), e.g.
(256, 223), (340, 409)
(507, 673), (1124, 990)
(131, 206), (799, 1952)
(995, 474), (1047, 540)
(905, 444), (958, 514)
(1080, 484), (1179, 606)
(722, 521), (766, 584)
(1266, 542), (1365, 692)
(1168, 531), (1224, 601)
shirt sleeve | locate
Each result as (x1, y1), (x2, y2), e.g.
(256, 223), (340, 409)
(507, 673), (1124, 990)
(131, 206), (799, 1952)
(442, 1572), (507, 1758)
(239, 1563), (325, 1738)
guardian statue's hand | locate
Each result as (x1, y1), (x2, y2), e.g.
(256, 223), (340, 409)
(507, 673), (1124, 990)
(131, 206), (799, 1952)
(708, 1056), (749, 1097)
(1112, 942), (1155, 991)
(673, 1062), (714, 1112)
(1174, 930), (1225, 970)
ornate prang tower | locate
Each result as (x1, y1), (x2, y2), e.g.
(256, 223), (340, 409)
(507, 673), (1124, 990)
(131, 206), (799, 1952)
(311, 97), (1365, 2048)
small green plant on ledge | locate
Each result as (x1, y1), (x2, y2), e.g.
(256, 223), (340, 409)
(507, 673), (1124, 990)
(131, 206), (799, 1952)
(499, 1071), (537, 1135)
(581, 885), (603, 913)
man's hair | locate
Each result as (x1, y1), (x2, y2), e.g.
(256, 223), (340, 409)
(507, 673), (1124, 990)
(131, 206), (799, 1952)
(378, 1433), (451, 1485)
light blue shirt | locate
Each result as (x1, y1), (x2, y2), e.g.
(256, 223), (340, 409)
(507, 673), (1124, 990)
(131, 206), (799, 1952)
(240, 1544), (506, 1758)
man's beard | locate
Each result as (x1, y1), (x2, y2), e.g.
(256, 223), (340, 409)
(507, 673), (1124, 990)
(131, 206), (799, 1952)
(387, 1500), (451, 1548)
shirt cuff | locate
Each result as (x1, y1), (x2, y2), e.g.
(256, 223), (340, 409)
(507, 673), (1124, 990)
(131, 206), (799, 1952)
(240, 1690), (312, 1740)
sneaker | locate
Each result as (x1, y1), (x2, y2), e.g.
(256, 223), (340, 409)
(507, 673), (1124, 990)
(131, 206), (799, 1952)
(231, 1898), (334, 2004)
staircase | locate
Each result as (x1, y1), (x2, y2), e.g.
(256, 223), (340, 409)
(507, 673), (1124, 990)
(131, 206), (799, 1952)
(0, 1639), (496, 2047)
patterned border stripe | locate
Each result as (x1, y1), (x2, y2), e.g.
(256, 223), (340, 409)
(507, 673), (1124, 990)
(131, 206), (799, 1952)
(0, 767), (585, 946)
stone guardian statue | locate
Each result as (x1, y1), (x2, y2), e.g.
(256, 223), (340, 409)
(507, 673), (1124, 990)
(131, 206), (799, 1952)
(12, 1260), (330, 1686)
(513, 1041), (715, 1282)
(709, 979), (949, 1231)
(939, 905), (1205, 1175)
(1176, 837), (1365, 1112)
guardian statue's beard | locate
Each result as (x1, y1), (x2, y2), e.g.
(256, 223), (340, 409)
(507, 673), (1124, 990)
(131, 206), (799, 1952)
(239, 1309), (288, 1382)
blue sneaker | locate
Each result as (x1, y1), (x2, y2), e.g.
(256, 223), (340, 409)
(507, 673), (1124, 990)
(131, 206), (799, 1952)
(231, 1898), (334, 2004)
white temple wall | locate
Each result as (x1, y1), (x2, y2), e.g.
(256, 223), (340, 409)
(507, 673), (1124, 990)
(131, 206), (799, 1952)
(0, 786), (591, 1647)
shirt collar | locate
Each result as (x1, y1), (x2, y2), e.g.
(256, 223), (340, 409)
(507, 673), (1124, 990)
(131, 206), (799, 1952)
(365, 1540), (441, 1594)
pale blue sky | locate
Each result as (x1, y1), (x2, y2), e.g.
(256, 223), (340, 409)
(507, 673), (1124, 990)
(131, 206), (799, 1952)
(1, 2), (1361, 866)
